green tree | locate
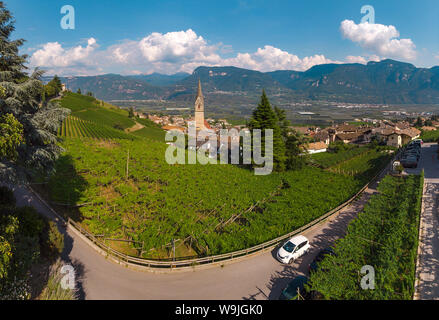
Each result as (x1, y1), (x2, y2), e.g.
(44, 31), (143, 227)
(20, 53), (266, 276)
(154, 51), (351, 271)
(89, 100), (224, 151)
(274, 106), (290, 138)
(128, 106), (135, 118)
(44, 83), (56, 98)
(0, 2), (70, 183)
(45, 75), (62, 98)
(285, 129), (306, 170)
(0, 113), (24, 160)
(76, 88), (81, 94)
(248, 90), (286, 171)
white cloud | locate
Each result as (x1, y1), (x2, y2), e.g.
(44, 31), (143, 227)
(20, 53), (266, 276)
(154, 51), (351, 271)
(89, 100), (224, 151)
(29, 29), (390, 76)
(345, 54), (380, 64)
(222, 46), (340, 72)
(340, 20), (416, 61)
(30, 38), (98, 75)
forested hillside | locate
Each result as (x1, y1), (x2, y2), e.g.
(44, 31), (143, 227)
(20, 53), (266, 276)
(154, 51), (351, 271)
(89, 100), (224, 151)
(48, 59), (439, 104)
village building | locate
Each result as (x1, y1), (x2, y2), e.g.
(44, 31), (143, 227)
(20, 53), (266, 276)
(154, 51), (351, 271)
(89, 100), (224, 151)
(421, 126), (437, 132)
(162, 125), (186, 133)
(307, 141), (328, 154)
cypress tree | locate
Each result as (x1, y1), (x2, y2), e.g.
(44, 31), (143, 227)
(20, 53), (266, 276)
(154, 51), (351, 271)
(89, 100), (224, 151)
(0, 2), (70, 183)
(248, 90), (286, 172)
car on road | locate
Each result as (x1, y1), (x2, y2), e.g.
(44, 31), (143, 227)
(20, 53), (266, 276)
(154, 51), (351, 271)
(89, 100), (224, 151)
(277, 235), (310, 264)
(405, 150), (420, 160)
(401, 155), (418, 168)
(279, 275), (309, 300)
(308, 247), (336, 274)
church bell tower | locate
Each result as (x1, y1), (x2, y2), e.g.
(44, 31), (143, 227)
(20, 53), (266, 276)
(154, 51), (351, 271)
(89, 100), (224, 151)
(194, 79), (205, 130)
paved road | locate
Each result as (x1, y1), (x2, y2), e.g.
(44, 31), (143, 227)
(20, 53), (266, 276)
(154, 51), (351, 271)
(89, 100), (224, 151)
(410, 143), (439, 300)
(11, 173), (385, 300)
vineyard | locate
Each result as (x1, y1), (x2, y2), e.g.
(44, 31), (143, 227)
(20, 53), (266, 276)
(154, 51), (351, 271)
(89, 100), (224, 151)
(330, 148), (393, 181)
(38, 137), (391, 259)
(56, 92), (166, 142)
(130, 118), (166, 142)
(58, 116), (135, 140)
(308, 174), (423, 299)
(309, 145), (371, 168)
(60, 92), (136, 129)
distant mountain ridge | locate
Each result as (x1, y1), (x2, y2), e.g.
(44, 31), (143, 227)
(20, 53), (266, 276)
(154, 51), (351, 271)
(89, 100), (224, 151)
(44, 59), (439, 104)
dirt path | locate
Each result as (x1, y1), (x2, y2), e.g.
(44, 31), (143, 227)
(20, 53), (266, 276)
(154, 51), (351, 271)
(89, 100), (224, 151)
(125, 121), (145, 133)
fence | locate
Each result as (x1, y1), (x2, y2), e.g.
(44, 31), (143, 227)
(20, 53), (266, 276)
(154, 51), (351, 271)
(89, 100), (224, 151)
(29, 155), (396, 271)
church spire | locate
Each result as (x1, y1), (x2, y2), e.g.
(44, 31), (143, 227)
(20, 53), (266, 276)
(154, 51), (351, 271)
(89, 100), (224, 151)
(194, 79), (205, 130)
(197, 78), (203, 98)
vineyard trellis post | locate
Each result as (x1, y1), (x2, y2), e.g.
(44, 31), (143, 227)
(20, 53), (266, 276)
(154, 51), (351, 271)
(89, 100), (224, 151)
(126, 149), (130, 180)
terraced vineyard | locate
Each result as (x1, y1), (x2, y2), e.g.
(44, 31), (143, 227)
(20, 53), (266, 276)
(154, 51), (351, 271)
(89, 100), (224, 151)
(58, 116), (135, 140)
(39, 136), (391, 259)
(60, 92), (136, 129)
(44, 91), (395, 260)
(130, 118), (166, 142)
(310, 145), (371, 168)
(330, 148), (393, 181)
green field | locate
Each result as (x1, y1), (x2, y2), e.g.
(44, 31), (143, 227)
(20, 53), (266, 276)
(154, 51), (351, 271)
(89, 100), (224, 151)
(57, 92), (166, 142)
(40, 91), (394, 259)
(420, 129), (439, 142)
(130, 118), (166, 142)
(309, 146), (371, 169)
(59, 116), (135, 140)
(309, 174), (423, 300)
(60, 92), (136, 129)
(331, 148), (393, 179)
(39, 137), (390, 259)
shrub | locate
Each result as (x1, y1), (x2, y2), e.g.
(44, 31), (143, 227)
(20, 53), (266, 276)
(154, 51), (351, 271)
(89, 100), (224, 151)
(113, 123), (124, 131)
(38, 259), (77, 300)
(41, 221), (64, 259)
(14, 206), (45, 238)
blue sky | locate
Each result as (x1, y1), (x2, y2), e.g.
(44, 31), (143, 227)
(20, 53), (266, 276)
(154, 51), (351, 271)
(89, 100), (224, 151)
(8, 0), (439, 75)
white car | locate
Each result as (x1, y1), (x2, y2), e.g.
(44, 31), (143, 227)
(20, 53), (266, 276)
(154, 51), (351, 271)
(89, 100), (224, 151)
(277, 235), (310, 264)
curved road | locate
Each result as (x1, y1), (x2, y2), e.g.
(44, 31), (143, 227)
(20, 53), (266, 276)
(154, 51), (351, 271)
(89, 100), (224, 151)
(13, 165), (389, 300)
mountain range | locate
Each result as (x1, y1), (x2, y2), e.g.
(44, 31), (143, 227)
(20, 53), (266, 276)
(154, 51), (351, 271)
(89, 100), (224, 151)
(44, 59), (439, 105)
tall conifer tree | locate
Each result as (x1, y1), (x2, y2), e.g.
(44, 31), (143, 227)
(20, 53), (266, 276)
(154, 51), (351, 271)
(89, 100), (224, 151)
(248, 90), (286, 172)
(0, 2), (70, 182)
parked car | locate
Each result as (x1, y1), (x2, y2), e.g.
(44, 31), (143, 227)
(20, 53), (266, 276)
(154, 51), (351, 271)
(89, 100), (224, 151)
(277, 235), (310, 264)
(279, 276), (309, 300)
(401, 156), (418, 168)
(407, 144), (421, 151)
(406, 144), (421, 151)
(405, 150), (420, 160)
(308, 247), (336, 274)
